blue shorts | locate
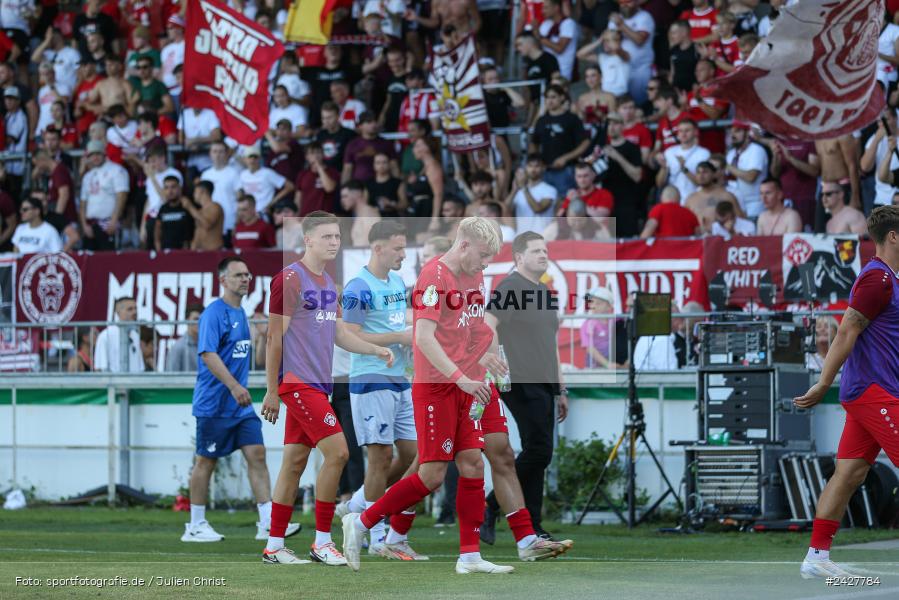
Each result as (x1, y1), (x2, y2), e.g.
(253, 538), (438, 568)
(195, 415), (264, 458)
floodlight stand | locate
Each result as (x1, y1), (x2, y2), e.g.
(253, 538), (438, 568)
(576, 316), (683, 528)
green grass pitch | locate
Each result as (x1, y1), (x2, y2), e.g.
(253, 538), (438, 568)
(0, 508), (897, 599)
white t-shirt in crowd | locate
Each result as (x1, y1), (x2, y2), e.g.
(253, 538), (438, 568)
(12, 221), (62, 254)
(878, 24), (899, 85)
(35, 84), (63, 136)
(513, 181), (558, 235)
(1, 0), (33, 33)
(363, 0), (405, 37)
(80, 160), (130, 220)
(711, 217), (756, 240)
(144, 167), (183, 218)
(598, 52), (629, 96)
(106, 121), (140, 157)
(239, 167), (286, 213)
(539, 17), (578, 80)
(200, 164), (241, 232)
(160, 40), (184, 89)
(269, 103), (308, 131)
(94, 325), (144, 372)
(866, 135), (899, 206)
(608, 9), (655, 70)
(726, 142), (769, 218)
(663, 143), (711, 202)
(177, 108), (221, 171)
(276, 73), (310, 101)
(633, 334), (677, 370)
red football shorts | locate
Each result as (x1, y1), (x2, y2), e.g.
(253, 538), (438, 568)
(412, 382), (484, 463)
(480, 384), (509, 436)
(279, 382), (343, 447)
(837, 383), (899, 466)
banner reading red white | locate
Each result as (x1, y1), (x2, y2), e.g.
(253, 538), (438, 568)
(713, 0), (884, 139)
(182, 0), (284, 144)
(428, 35), (491, 153)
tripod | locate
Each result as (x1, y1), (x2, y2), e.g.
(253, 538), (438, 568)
(577, 316), (683, 527)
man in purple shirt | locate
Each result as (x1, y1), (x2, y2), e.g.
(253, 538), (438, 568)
(341, 112), (397, 184)
(794, 206), (899, 579)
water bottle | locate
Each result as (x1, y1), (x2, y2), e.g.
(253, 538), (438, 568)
(469, 399), (485, 421)
(496, 345), (512, 392)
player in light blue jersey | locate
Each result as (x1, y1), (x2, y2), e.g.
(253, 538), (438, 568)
(181, 257), (299, 544)
(338, 221), (426, 561)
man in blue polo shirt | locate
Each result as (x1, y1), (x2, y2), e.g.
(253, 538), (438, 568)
(338, 221), (425, 560)
(181, 256), (299, 543)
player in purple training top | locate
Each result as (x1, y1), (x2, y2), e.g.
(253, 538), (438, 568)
(795, 206), (899, 579)
(259, 211), (394, 566)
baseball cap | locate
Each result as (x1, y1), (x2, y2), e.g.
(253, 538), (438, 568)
(86, 140), (106, 155)
(363, 3), (383, 18)
(606, 112), (623, 123)
(242, 144), (262, 158)
(167, 14), (185, 28)
(3, 87), (19, 99)
(731, 119), (752, 130)
(586, 286), (614, 304)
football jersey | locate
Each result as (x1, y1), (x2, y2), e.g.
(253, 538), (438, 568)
(270, 260), (339, 395)
(841, 258), (899, 402)
(343, 266), (410, 392)
(412, 257), (490, 384)
(680, 7), (718, 40)
(193, 299), (254, 418)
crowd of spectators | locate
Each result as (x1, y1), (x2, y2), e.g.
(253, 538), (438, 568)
(3, 0), (899, 256)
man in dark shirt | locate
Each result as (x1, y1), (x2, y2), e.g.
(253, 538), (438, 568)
(306, 45), (358, 128)
(342, 112), (396, 184)
(598, 112), (645, 237)
(155, 176), (195, 251)
(74, 0), (119, 54)
(316, 101), (357, 173)
(669, 20), (698, 94)
(265, 119), (305, 181)
(379, 46), (409, 133)
(530, 85), (590, 199)
(515, 31), (560, 125)
(294, 142), (339, 217)
(483, 230), (567, 540)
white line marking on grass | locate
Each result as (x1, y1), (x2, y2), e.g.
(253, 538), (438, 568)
(794, 587), (899, 600)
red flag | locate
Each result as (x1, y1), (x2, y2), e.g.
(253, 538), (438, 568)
(713, 0), (884, 139)
(182, 0), (284, 144)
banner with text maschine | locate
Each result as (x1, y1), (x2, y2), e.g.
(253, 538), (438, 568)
(429, 35), (491, 153)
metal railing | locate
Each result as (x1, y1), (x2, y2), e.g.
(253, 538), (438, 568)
(1, 310), (842, 374)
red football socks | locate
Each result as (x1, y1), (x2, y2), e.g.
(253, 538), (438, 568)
(810, 518), (840, 551)
(315, 500), (336, 533)
(269, 501), (293, 538)
(389, 510), (417, 535)
(361, 473), (431, 529)
(457, 477), (485, 554)
(506, 508), (536, 543)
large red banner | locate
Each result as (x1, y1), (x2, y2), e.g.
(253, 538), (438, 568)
(429, 35), (491, 153)
(713, 0), (883, 139)
(182, 0), (285, 144)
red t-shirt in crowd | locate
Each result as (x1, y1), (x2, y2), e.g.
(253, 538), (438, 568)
(680, 6), (718, 40)
(622, 122), (653, 151)
(295, 167), (339, 217)
(656, 111), (685, 151)
(648, 203), (699, 237)
(74, 75), (103, 136)
(711, 36), (739, 71)
(49, 163), (77, 223)
(233, 219), (276, 248)
(558, 186), (614, 214)
(686, 88), (729, 153)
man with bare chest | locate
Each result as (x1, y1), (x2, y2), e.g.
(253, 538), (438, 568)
(432, 0), (480, 37)
(88, 56), (134, 117)
(814, 136), (860, 209)
(188, 180), (224, 250)
(756, 178), (802, 236)
(684, 161), (743, 232)
(821, 181), (867, 236)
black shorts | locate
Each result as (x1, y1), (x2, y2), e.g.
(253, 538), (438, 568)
(478, 10), (509, 43)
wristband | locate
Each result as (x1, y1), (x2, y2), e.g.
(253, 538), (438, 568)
(450, 369), (464, 383)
